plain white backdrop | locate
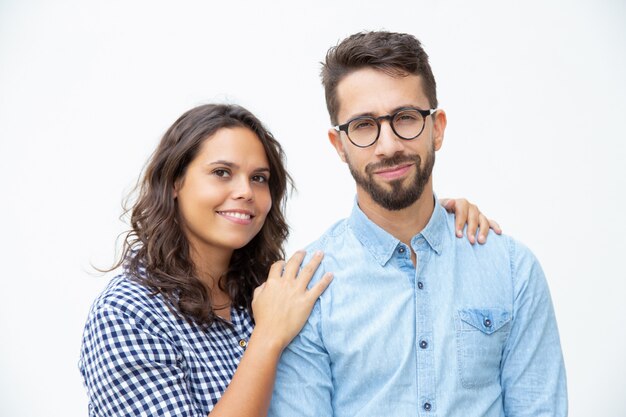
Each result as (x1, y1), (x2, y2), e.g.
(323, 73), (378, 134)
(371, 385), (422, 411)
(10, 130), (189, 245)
(1, 1), (625, 416)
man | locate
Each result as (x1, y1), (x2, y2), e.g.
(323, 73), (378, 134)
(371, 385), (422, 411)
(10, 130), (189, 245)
(268, 31), (567, 416)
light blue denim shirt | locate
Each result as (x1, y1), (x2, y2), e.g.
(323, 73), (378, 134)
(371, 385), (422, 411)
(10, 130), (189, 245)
(269, 199), (567, 417)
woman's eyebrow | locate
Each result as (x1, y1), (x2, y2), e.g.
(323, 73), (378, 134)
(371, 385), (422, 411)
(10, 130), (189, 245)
(207, 160), (237, 168)
(207, 160), (270, 173)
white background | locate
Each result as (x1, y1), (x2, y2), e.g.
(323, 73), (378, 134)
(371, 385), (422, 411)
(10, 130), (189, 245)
(1, 1), (625, 416)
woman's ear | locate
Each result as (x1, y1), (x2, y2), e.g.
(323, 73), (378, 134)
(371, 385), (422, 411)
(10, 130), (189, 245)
(173, 178), (182, 199)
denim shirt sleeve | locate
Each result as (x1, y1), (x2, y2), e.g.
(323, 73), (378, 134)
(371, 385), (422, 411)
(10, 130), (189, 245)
(268, 296), (333, 416)
(501, 239), (568, 417)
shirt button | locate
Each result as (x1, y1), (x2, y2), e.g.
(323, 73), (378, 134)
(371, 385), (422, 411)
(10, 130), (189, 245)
(423, 402), (432, 411)
(239, 339), (247, 348)
(484, 318), (492, 328)
(398, 247), (406, 254)
(417, 281), (424, 290)
(419, 340), (428, 349)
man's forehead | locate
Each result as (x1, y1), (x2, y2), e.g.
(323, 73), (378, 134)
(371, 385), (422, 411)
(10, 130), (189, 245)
(335, 68), (429, 120)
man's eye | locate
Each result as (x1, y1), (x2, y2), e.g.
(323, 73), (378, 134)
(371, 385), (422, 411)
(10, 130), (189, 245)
(351, 119), (376, 130)
(396, 112), (419, 122)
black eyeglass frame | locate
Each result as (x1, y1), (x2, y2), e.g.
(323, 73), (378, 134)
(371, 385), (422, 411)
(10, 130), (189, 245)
(334, 107), (437, 148)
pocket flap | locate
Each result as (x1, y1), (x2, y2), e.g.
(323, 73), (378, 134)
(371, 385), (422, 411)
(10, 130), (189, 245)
(458, 308), (511, 335)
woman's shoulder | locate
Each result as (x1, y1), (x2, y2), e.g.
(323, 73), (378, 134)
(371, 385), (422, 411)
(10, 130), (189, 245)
(87, 272), (176, 330)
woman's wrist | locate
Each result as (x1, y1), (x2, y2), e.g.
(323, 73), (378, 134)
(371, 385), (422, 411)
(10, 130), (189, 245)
(247, 327), (287, 358)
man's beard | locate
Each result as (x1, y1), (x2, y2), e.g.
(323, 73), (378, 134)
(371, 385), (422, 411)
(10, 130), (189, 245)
(346, 147), (435, 211)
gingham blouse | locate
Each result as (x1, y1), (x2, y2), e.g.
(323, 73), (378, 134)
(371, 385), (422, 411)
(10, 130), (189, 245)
(79, 273), (254, 416)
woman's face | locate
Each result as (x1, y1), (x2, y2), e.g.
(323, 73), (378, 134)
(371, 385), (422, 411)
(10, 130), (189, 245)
(175, 127), (272, 257)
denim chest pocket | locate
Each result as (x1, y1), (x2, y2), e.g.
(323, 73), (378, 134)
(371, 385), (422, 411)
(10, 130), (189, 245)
(456, 308), (512, 388)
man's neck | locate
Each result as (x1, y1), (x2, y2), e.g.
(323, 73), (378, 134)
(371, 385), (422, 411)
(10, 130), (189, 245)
(356, 185), (435, 247)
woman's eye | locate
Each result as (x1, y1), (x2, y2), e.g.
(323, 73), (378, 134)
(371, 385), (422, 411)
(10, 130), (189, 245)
(213, 169), (231, 178)
(252, 175), (268, 183)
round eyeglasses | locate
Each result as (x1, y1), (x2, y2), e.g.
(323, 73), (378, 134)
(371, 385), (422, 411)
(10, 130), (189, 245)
(334, 107), (436, 148)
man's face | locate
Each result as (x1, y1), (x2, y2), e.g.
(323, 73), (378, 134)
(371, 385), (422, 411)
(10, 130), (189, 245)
(328, 68), (446, 211)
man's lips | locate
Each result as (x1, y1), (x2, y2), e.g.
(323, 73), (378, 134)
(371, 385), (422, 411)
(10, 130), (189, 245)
(372, 163), (414, 180)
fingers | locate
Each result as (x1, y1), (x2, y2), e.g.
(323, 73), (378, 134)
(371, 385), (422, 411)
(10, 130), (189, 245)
(252, 282), (265, 298)
(307, 272), (334, 300)
(267, 250), (325, 283)
(295, 251), (325, 289)
(477, 212), (489, 244)
(489, 219), (502, 235)
(266, 250), (330, 297)
(439, 198), (452, 211)
(281, 250), (306, 279)
(446, 198), (501, 244)
(465, 204), (480, 244)
(452, 198), (469, 239)
(268, 259), (286, 280)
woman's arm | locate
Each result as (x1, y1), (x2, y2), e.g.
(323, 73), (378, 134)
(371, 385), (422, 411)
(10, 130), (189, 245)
(209, 251), (332, 417)
(80, 300), (206, 416)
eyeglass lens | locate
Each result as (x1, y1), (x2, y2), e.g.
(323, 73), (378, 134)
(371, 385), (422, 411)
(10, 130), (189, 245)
(347, 109), (425, 147)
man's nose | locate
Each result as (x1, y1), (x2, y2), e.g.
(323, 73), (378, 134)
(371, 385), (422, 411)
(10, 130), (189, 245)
(374, 119), (404, 157)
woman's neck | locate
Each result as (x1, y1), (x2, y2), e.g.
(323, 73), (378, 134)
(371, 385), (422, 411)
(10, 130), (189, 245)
(190, 245), (233, 321)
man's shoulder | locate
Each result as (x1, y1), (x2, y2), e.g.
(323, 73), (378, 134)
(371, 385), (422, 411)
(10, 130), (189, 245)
(304, 217), (351, 253)
(440, 209), (528, 254)
(440, 210), (543, 283)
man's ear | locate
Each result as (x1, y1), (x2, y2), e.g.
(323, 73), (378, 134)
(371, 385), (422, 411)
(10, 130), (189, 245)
(432, 109), (447, 151)
(328, 128), (347, 163)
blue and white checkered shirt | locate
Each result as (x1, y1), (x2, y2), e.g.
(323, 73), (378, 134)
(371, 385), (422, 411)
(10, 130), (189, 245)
(79, 273), (254, 416)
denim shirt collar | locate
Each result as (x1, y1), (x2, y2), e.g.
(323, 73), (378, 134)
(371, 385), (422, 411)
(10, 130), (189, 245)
(347, 195), (447, 266)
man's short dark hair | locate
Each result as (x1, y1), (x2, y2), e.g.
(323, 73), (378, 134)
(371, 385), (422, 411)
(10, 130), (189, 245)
(321, 31), (438, 125)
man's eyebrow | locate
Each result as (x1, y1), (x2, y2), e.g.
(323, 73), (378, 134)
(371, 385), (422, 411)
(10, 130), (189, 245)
(344, 105), (426, 121)
(342, 111), (376, 122)
(389, 104), (428, 113)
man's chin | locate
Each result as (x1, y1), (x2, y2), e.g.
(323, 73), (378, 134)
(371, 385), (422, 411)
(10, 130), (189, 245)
(374, 177), (414, 193)
(366, 186), (421, 210)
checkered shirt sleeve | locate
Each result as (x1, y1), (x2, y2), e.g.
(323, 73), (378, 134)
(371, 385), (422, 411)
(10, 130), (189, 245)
(79, 274), (253, 417)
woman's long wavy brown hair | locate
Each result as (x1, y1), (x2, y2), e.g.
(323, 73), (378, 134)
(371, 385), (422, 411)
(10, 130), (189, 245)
(113, 104), (291, 328)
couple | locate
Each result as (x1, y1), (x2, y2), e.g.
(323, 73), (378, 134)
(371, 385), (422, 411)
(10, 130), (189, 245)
(80, 31), (567, 416)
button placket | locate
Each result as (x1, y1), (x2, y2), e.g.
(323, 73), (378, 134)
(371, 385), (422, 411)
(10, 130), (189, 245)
(414, 249), (435, 415)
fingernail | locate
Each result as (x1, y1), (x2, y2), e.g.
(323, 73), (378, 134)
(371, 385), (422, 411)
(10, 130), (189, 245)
(456, 230), (462, 237)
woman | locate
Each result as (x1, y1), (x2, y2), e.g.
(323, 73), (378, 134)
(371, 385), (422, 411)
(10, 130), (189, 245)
(79, 103), (498, 416)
